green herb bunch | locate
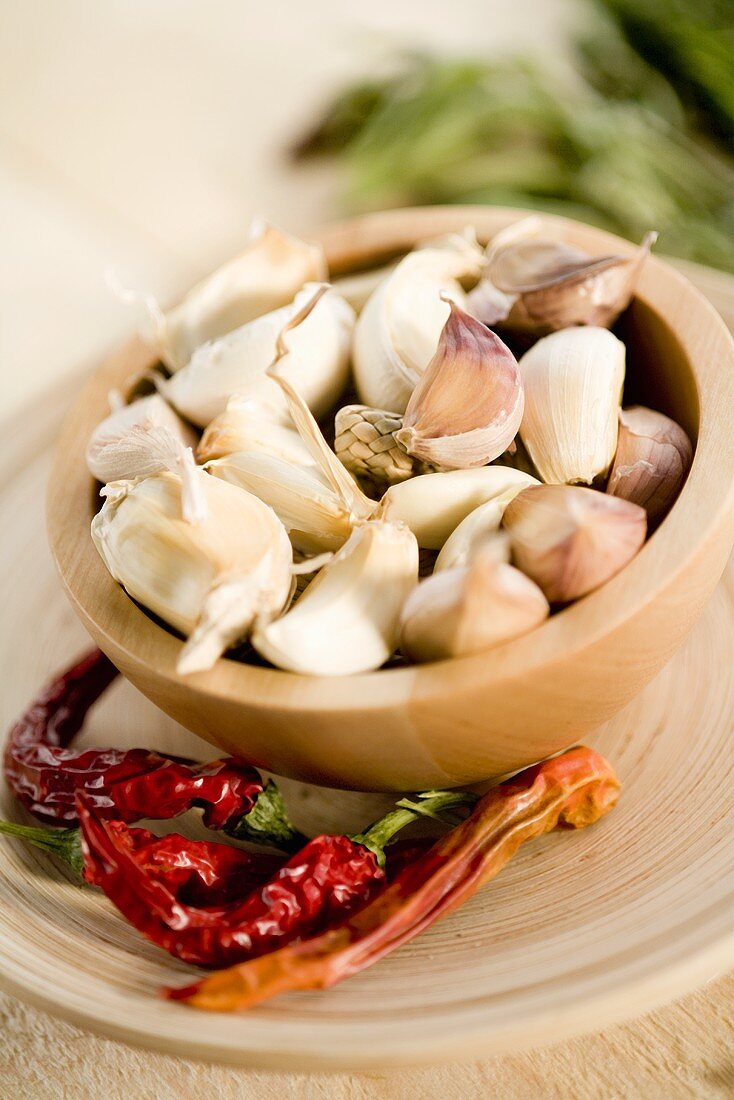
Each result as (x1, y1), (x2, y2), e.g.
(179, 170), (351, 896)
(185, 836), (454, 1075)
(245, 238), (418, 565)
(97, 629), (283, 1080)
(292, 0), (734, 270)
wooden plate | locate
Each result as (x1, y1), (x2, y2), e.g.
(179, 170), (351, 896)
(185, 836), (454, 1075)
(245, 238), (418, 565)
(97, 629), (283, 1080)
(1, 301), (733, 1072)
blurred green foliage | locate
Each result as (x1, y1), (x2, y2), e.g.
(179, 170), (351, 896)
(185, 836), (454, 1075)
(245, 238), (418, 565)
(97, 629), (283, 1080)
(293, 0), (734, 270)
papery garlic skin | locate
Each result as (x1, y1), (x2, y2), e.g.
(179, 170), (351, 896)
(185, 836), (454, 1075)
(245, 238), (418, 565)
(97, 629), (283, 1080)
(502, 483), (647, 603)
(378, 466), (538, 549)
(86, 394), (196, 483)
(91, 470), (293, 674)
(396, 300), (524, 469)
(137, 222), (327, 371)
(352, 235), (484, 413)
(197, 397), (316, 466)
(607, 406), (692, 525)
(163, 284), (355, 427)
(399, 545), (549, 663)
(207, 451), (359, 554)
(252, 521), (419, 676)
(519, 326), (625, 485)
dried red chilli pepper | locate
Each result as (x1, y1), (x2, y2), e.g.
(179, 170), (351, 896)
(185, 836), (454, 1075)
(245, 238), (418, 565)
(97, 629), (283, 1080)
(77, 789), (474, 968)
(0, 824), (432, 894)
(3, 649), (303, 848)
(0, 819), (284, 905)
(167, 746), (620, 1010)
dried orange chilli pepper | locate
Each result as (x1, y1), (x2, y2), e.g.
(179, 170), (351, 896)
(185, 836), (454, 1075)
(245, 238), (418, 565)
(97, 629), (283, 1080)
(166, 746), (620, 1011)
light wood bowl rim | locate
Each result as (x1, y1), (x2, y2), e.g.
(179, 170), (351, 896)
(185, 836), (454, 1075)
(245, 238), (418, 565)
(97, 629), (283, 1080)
(47, 206), (734, 715)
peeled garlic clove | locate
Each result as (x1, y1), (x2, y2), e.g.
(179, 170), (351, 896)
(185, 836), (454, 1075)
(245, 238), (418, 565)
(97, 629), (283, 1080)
(163, 284), (354, 427)
(607, 406), (692, 525)
(86, 393), (197, 483)
(435, 492), (528, 572)
(493, 232), (656, 336)
(395, 300), (524, 469)
(252, 521), (419, 676)
(197, 396), (316, 466)
(378, 466), (539, 549)
(207, 451), (354, 554)
(335, 404), (424, 488)
(352, 234), (484, 413)
(519, 326), (625, 485)
(502, 483), (647, 603)
(121, 222), (327, 372)
(399, 542), (549, 663)
(91, 471), (293, 674)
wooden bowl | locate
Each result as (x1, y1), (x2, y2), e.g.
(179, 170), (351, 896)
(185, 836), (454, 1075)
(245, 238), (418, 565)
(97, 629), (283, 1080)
(47, 207), (734, 791)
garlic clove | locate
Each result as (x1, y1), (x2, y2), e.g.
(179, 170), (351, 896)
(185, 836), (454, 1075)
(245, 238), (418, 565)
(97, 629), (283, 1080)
(162, 284), (354, 427)
(86, 393), (197, 483)
(91, 470), (293, 674)
(330, 260), (400, 314)
(435, 491), (528, 572)
(502, 483), (647, 603)
(252, 520), (419, 676)
(117, 221), (327, 372)
(335, 404), (423, 488)
(607, 405), (692, 525)
(267, 292), (378, 520)
(207, 451), (354, 554)
(378, 466), (539, 549)
(399, 541), (549, 663)
(493, 231), (656, 336)
(518, 326), (625, 485)
(197, 396), (316, 466)
(395, 299), (524, 469)
(464, 278), (516, 326)
(352, 234), (484, 413)
(208, 288), (377, 555)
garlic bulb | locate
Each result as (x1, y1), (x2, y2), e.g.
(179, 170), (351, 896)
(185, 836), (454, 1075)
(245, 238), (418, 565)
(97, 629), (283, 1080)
(519, 326), (625, 485)
(468, 218), (656, 336)
(399, 541), (549, 662)
(396, 299), (523, 469)
(197, 396), (316, 466)
(124, 222), (327, 372)
(86, 393), (196, 483)
(378, 466), (539, 549)
(252, 520), (419, 675)
(91, 471), (293, 674)
(352, 234), (484, 413)
(435, 491), (528, 572)
(607, 406), (692, 525)
(162, 284), (354, 427)
(502, 483), (647, 603)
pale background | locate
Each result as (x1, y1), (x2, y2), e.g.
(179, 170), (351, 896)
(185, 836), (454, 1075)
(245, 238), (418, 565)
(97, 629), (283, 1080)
(1, 0), (572, 423)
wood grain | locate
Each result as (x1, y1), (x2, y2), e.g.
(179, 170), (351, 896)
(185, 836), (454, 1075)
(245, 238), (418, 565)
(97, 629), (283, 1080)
(2, 357), (734, 1071)
(45, 208), (734, 791)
